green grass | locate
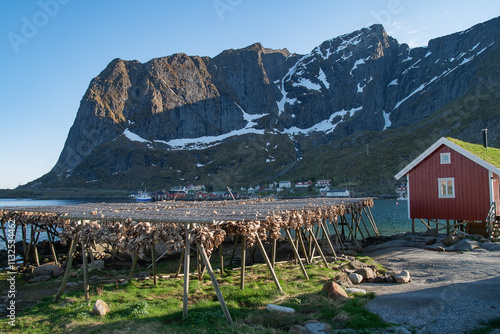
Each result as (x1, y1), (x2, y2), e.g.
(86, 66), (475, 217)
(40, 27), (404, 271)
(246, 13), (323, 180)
(0, 258), (390, 334)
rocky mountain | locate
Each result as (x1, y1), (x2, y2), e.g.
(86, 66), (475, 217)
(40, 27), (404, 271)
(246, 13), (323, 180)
(30, 17), (500, 193)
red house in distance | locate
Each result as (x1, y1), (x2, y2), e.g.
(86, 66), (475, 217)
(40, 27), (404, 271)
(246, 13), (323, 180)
(395, 137), (500, 237)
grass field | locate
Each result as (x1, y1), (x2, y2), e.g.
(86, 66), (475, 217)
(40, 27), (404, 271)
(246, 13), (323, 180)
(0, 255), (390, 334)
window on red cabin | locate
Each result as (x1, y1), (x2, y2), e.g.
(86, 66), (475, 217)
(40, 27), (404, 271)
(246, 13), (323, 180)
(440, 153), (451, 164)
(438, 178), (455, 198)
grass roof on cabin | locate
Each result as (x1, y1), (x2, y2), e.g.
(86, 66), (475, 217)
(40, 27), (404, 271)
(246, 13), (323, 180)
(447, 137), (500, 168)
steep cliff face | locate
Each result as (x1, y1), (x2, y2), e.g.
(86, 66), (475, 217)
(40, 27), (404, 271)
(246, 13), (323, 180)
(40, 17), (500, 190)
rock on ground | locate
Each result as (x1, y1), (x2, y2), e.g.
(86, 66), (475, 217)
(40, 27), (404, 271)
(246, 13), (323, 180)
(322, 282), (348, 300)
(92, 299), (110, 316)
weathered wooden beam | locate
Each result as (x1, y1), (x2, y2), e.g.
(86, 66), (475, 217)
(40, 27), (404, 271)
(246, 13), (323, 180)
(53, 234), (78, 303)
(183, 223), (191, 319)
(240, 237), (246, 290)
(285, 228), (309, 280)
(197, 242), (233, 325)
(255, 235), (283, 293)
(129, 253), (138, 282)
(82, 242), (89, 301)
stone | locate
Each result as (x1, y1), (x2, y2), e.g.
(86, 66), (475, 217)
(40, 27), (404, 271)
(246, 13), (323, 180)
(395, 270), (411, 284)
(322, 281), (348, 300)
(347, 260), (366, 270)
(345, 288), (367, 295)
(65, 282), (78, 289)
(52, 266), (65, 278)
(304, 320), (332, 334)
(421, 228), (439, 237)
(481, 243), (500, 251)
(348, 273), (363, 285)
(92, 299), (110, 316)
(266, 304), (295, 313)
(426, 237), (437, 245)
(355, 267), (376, 280)
(443, 235), (459, 246)
(452, 239), (480, 251)
(33, 264), (59, 277)
(437, 246), (446, 252)
(334, 271), (353, 287)
(289, 325), (308, 334)
(89, 260), (105, 270)
(29, 275), (51, 283)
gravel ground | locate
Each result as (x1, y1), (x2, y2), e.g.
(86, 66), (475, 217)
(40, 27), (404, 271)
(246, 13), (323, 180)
(361, 236), (500, 334)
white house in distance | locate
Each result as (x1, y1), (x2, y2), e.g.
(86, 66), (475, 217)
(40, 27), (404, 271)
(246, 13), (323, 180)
(279, 181), (292, 188)
(316, 179), (331, 187)
(322, 189), (350, 197)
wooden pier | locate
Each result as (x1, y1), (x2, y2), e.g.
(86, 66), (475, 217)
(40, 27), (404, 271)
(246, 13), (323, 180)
(0, 197), (378, 324)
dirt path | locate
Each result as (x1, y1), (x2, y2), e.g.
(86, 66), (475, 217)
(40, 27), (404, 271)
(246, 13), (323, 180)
(361, 236), (500, 333)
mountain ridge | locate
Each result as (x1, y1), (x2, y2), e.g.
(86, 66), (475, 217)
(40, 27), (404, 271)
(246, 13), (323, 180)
(29, 16), (500, 193)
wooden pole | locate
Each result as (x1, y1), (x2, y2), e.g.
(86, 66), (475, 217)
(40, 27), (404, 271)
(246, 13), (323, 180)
(229, 235), (238, 265)
(320, 219), (337, 258)
(151, 239), (158, 286)
(219, 243), (224, 276)
(32, 226), (40, 267)
(183, 222), (191, 319)
(197, 242), (233, 325)
(297, 228), (310, 264)
(175, 248), (185, 279)
(22, 223), (27, 264)
(255, 235), (283, 292)
(412, 219), (415, 234)
(47, 230), (59, 266)
(446, 219), (450, 235)
(307, 227), (330, 269)
(53, 235), (78, 303)
(271, 238), (277, 269)
(240, 237), (246, 290)
(129, 253), (138, 282)
(285, 228), (309, 279)
(82, 242), (89, 301)
(329, 218), (346, 254)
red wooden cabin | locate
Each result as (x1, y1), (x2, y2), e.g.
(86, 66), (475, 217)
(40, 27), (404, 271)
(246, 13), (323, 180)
(395, 137), (500, 236)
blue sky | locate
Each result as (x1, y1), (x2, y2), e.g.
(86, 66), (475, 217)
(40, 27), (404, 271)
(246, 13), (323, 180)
(1, 0), (499, 189)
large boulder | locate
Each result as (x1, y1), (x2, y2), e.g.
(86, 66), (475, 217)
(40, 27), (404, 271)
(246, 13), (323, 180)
(322, 281), (348, 300)
(33, 264), (59, 277)
(395, 270), (411, 284)
(355, 267), (376, 280)
(348, 273), (363, 285)
(443, 234), (459, 246)
(92, 299), (110, 316)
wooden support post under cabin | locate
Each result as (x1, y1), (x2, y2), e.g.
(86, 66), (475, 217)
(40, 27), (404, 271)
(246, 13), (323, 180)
(129, 253), (138, 282)
(82, 242), (89, 301)
(412, 219), (416, 234)
(240, 237), (246, 290)
(183, 222), (191, 319)
(219, 243), (224, 276)
(255, 234), (283, 293)
(285, 228), (309, 280)
(446, 220), (450, 235)
(271, 238), (277, 269)
(306, 227), (330, 269)
(151, 239), (158, 286)
(175, 248), (185, 279)
(53, 235), (78, 303)
(229, 235), (238, 265)
(297, 228), (310, 265)
(320, 219), (337, 259)
(197, 242), (233, 325)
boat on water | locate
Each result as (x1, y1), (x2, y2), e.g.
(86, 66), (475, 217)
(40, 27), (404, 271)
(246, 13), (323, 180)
(135, 190), (152, 202)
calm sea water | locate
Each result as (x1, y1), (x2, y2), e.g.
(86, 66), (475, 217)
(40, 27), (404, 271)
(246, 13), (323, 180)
(0, 198), (417, 250)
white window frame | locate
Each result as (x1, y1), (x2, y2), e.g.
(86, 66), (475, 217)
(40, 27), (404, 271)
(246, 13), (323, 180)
(438, 178), (455, 198)
(440, 153), (451, 164)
